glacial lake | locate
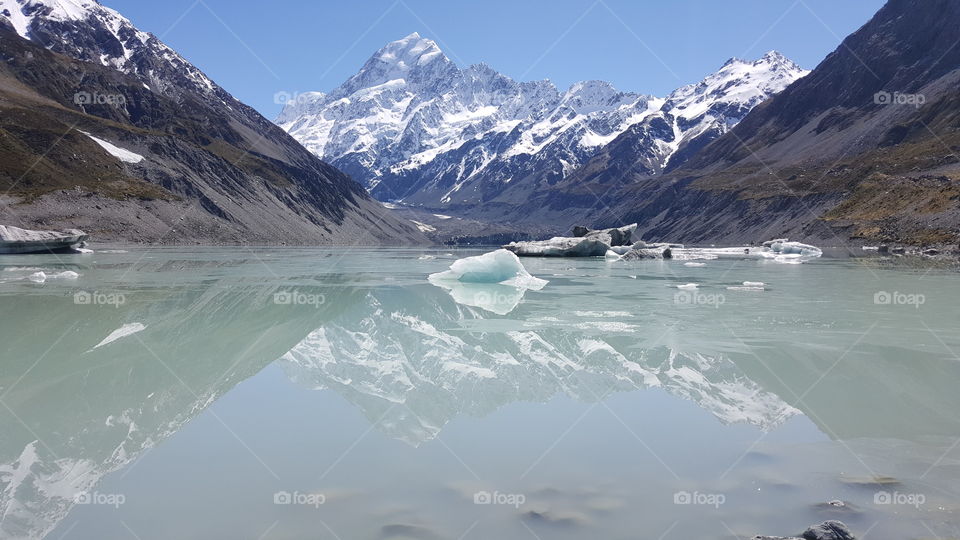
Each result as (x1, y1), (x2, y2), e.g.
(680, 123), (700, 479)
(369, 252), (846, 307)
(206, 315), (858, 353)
(1, 247), (958, 540)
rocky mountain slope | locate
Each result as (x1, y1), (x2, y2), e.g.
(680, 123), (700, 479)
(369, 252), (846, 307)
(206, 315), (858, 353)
(277, 34), (806, 224)
(549, 0), (960, 246)
(0, 0), (424, 244)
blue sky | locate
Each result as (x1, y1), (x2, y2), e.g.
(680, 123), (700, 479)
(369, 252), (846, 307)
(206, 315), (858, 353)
(104, 0), (886, 118)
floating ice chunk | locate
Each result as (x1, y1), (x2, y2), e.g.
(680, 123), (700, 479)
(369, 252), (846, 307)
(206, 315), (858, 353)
(27, 270), (79, 283)
(604, 250), (622, 260)
(429, 249), (548, 289)
(765, 240), (822, 257)
(92, 323), (147, 350)
(676, 283), (699, 290)
(73, 247), (94, 254)
(504, 236), (609, 257)
(609, 245), (632, 255)
(418, 255), (436, 260)
(862, 246), (880, 251)
(728, 281), (765, 291)
(684, 262), (707, 267)
(429, 250), (547, 315)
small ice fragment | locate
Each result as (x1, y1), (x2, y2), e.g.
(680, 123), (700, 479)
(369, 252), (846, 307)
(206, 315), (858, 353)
(742, 281), (764, 287)
(28, 271), (46, 283)
(604, 250), (622, 260)
(684, 262), (706, 267)
(92, 323), (147, 350)
(676, 283), (699, 290)
(51, 271), (79, 279)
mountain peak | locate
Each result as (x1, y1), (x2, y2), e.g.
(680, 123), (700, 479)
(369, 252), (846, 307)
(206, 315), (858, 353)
(372, 32), (444, 67)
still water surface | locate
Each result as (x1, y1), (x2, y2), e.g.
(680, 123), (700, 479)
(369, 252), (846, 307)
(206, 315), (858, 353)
(0, 248), (958, 539)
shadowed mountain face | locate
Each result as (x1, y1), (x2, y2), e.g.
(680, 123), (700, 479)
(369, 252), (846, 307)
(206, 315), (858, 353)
(0, 1), (424, 245)
(540, 0), (960, 245)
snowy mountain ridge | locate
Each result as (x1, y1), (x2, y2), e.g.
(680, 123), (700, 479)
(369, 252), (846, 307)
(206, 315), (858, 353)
(0, 0), (217, 95)
(277, 34), (808, 212)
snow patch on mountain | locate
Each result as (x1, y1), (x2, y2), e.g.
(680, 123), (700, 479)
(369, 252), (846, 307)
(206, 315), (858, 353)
(0, 0), (217, 94)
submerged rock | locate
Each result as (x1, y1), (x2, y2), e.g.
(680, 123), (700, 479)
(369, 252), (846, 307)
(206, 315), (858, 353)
(754, 520), (856, 540)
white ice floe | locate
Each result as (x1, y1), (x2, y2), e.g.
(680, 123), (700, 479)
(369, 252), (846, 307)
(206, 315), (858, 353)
(79, 131), (144, 164)
(429, 249), (548, 289)
(676, 283), (699, 290)
(92, 323), (147, 350)
(763, 239), (822, 257)
(684, 262), (706, 267)
(26, 270), (79, 283)
(672, 239), (822, 262)
(728, 281), (765, 291)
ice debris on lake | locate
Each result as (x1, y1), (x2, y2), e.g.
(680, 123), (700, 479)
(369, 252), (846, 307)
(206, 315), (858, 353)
(92, 323), (147, 350)
(728, 281), (766, 291)
(27, 270), (79, 283)
(505, 224), (822, 263)
(429, 249), (548, 315)
(676, 283), (699, 290)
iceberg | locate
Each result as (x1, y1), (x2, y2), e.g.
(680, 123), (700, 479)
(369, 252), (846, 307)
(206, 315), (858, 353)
(571, 223), (638, 246)
(428, 249), (548, 315)
(429, 249), (548, 288)
(0, 225), (89, 254)
(504, 236), (610, 257)
(764, 239), (823, 257)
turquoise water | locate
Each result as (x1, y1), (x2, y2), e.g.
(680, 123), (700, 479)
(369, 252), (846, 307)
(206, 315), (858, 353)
(0, 248), (958, 539)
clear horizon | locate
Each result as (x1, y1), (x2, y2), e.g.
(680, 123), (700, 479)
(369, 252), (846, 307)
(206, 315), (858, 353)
(102, 0), (886, 118)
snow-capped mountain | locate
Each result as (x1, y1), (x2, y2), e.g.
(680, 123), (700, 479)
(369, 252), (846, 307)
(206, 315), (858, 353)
(0, 0), (216, 96)
(0, 0), (423, 244)
(278, 34), (807, 216)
